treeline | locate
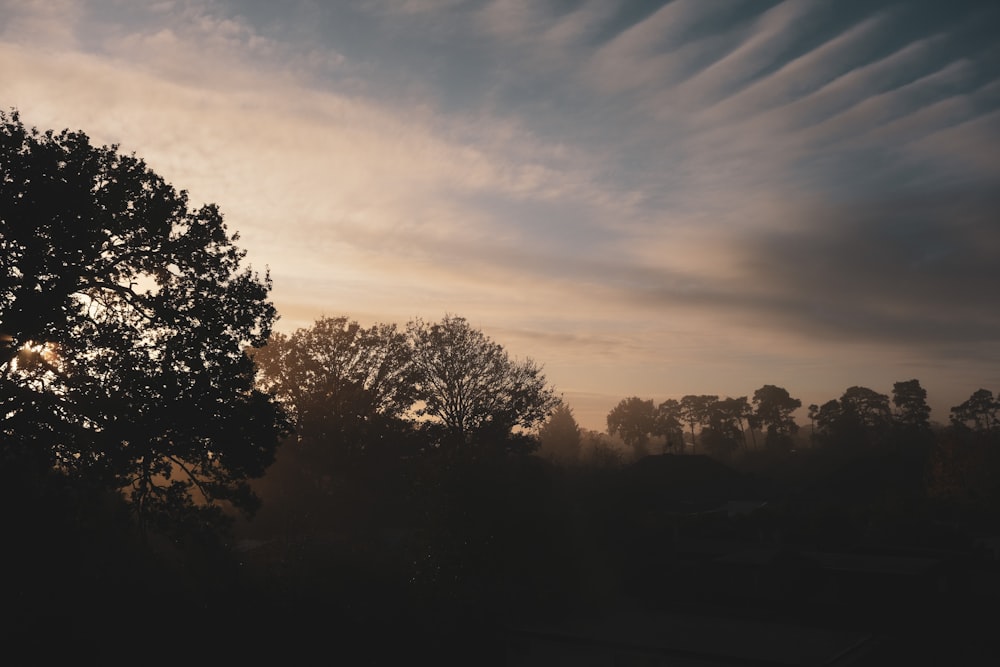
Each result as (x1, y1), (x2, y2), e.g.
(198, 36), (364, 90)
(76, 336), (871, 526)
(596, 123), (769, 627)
(594, 381), (934, 461)
(555, 381), (1000, 511)
(252, 314), (558, 458)
(237, 316), (1000, 661)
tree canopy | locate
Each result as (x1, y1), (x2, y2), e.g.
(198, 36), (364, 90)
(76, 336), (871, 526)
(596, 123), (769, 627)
(253, 316), (416, 460)
(892, 379), (931, 431)
(950, 388), (998, 433)
(538, 402), (582, 463)
(0, 110), (288, 535)
(751, 385), (801, 451)
(407, 315), (558, 445)
(606, 396), (656, 457)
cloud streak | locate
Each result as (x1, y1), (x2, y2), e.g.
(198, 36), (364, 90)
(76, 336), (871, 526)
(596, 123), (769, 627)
(2, 0), (998, 429)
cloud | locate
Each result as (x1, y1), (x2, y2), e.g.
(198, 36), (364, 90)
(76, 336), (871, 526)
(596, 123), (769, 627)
(734, 190), (1000, 348)
(586, 0), (728, 95)
(667, 1), (818, 110)
(0, 0), (84, 45)
(3, 0), (998, 429)
(696, 12), (890, 128)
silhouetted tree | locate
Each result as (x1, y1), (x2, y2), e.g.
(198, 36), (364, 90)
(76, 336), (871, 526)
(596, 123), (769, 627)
(814, 386), (892, 450)
(654, 398), (685, 453)
(730, 395), (756, 451)
(406, 315), (558, 447)
(751, 385), (800, 452)
(814, 399), (843, 446)
(892, 379), (931, 431)
(0, 109), (288, 537)
(702, 397), (748, 458)
(950, 388), (998, 433)
(538, 402), (582, 464)
(607, 396), (656, 457)
(680, 394), (719, 455)
(841, 386), (892, 431)
(807, 403), (820, 443)
(253, 316), (417, 463)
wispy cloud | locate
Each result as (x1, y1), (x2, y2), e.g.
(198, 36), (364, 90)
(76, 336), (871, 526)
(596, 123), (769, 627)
(3, 0), (998, 428)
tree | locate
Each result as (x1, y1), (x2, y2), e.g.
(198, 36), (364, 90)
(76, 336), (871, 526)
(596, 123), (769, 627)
(607, 396), (656, 457)
(840, 386), (891, 429)
(0, 110), (288, 537)
(751, 385), (801, 452)
(815, 386), (893, 450)
(814, 399), (843, 446)
(253, 316), (417, 462)
(892, 379), (931, 431)
(950, 389), (998, 433)
(406, 315), (558, 446)
(537, 402), (582, 464)
(679, 394), (719, 455)
(654, 398), (685, 453)
(807, 403), (820, 443)
(703, 396), (751, 458)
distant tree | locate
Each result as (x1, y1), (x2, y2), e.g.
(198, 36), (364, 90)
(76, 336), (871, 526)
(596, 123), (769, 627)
(607, 396), (656, 458)
(950, 389), (998, 433)
(751, 385), (801, 452)
(814, 386), (895, 450)
(253, 316), (417, 463)
(654, 398), (685, 453)
(892, 379), (931, 430)
(814, 399), (843, 446)
(807, 404), (820, 443)
(701, 397), (749, 458)
(679, 394), (719, 455)
(723, 396), (753, 450)
(0, 110), (288, 537)
(538, 402), (582, 464)
(840, 386), (891, 429)
(406, 315), (558, 446)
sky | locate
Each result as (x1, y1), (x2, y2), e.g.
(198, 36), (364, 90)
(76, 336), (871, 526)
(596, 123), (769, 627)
(2, 0), (999, 431)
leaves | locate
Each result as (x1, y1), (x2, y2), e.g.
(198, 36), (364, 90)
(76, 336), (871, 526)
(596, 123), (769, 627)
(606, 397), (655, 455)
(1, 110), (288, 535)
(407, 315), (558, 444)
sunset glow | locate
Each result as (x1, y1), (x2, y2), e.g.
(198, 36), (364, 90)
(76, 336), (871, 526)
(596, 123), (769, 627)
(2, 0), (997, 430)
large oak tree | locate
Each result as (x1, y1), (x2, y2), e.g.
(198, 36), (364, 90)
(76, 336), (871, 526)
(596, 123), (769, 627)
(1, 110), (287, 536)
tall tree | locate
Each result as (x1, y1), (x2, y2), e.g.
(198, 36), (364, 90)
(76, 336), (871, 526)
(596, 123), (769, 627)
(406, 315), (558, 446)
(537, 402), (582, 464)
(814, 386), (895, 450)
(892, 379), (931, 431)
(607, 396), (656, 457)
(950, 389), (998, 432)
(697, 398), (742, 459)
(751, 385), (801, 452)
(679, 394), (719, 455)
(253, 316), (417, 463)
(0, 110), (287, 536)
(710, 396), (752, 456)
(840, 386), (892, 430)
(654, 398), (686, 453)
(807, 403), (820, 443)
(814, 399), (844, 446)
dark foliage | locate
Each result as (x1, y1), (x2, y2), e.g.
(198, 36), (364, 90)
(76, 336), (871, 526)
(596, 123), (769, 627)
(1, 110), (288, 535)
